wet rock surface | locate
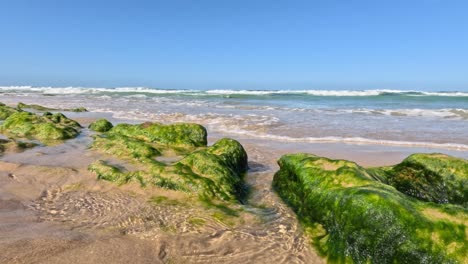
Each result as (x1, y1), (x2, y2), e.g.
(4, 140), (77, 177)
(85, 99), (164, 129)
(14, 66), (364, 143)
(89, 122), (248, 202)
(273, 153), (468, 263)
(88, 119), (113, 132)
(0, 111), (81, 141)
(370, 153), (468, 207)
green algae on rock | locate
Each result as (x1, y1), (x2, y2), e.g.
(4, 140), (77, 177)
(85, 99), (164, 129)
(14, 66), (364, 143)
(89, 122), (247, 201)
(17, 102), (88, 112)
(273, 153), (467, 263)
(88, 119), (113, 132)
(0, 103), (20, 120)
(109, 122), (207, 148)
(369, 153), (468, 207)
(0, 111), (82, 141)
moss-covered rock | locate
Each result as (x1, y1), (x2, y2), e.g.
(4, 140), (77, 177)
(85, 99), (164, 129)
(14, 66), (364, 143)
(70, 107), (88, 112)
(92, 133), (161, 161)
(89, 123), (247, 201)
(0, 103), (20, 120)
(17, 102), (55, 111)
(0, 111), (81, 140)
(88, 119), (113, 132)
(369, 153), (468, 207)
(109, 122), (207, 148)
(273, 153), (467, 263)
(17, 102), (88, 112)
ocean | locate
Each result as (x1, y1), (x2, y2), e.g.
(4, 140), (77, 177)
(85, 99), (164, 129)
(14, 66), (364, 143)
(1, 86), (467, 154)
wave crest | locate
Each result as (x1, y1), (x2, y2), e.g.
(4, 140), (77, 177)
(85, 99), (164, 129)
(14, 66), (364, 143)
(1, 86), (467, 97)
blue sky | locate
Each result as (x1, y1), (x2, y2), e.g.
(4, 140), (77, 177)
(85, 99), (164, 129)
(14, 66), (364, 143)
(0, 0), (467, 90)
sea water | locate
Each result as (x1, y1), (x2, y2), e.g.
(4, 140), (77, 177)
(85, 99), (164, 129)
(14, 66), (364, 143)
(1, 86), (467, 152)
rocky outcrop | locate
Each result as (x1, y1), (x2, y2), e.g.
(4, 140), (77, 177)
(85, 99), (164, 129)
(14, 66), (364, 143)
(369, 153), (468, 207)
(0, 111), (81, 141)
(17, 102), (88, 112)
(89, 122), (248, 202)
(273, 153), (467, 263)
(88, 119), (113, 132)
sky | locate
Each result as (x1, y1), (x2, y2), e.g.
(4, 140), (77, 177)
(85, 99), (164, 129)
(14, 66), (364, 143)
(0, 0), (467, 91)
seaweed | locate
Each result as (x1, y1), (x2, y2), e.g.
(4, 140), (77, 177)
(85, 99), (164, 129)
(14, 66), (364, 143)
(0, 103), (20, 120)
(370, 153), (468, 207)
(273, 153), (467, 263)
(0, 111), (81, 141)
(109, 122), (207, 148)
(89, 123), (248, 202)
(17, 102), (88, 112)
(88, 118), (114, 132)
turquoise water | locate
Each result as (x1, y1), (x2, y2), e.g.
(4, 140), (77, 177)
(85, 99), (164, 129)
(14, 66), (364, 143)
(1, 86), (467, 150)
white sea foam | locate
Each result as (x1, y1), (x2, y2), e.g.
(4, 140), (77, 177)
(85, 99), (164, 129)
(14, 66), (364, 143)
(91, 108), (468, 151)
(1, 86), (467, 97)
(211, 103), (468, 119)
(218, 129), (468, 151)
(344, 108), (468, 119)
(0, 86), (195, 95)
(205, 89), (403, 96)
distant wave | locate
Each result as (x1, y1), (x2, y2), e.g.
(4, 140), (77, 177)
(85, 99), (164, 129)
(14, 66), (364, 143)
(1, 86), (468, 97)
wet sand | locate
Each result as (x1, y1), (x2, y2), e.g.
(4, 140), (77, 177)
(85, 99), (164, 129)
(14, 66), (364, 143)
(1, 110), (467, 263)
(0, 113), (323, 263)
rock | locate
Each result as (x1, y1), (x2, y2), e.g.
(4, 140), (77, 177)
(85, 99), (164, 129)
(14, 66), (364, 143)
(70, 107), (88, 112)
(88, 119), (113, 132)
(17, 102), (88, 112)
(17, 102), (55, 111)
(0, 111), (81, 141)
(89, 122), (247, 202)
(109, 122), (207, 148)
(369, 153), (468, 207)
(0, 103), (20, 120)
(273, 153), (467, 263)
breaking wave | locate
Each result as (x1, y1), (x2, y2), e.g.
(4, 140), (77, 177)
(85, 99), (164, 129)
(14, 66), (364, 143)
(1, 86), (468, 97)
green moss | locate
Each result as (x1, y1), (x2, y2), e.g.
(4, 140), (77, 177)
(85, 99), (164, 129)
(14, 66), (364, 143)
(88, 119), (114, 132)
(370, 153), (468, 207)
(0, 112), (81, 141)
(70, 107), (88, 112)
(273, 153), (467, 263)
(109, 122), (207, 148)
(188, 217), (206, 227)
(148, 196), (184, 206)
(17, 102), (88, 112)
(17, 102), (55, 111)
(92, 134), (161, 161)
(89, 122), (248, 202)
(88, 160), (130, 185)
(0, 103), (20, 120)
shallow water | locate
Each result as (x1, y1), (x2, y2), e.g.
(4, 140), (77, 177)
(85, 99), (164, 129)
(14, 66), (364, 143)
(1, 86), (467, 150)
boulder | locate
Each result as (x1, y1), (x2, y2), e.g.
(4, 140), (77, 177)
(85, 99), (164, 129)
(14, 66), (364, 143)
(273, 153), (467, 263)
